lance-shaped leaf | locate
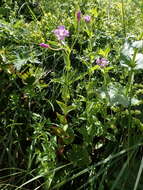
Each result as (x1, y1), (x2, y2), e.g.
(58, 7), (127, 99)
(56, 100), (76, 115)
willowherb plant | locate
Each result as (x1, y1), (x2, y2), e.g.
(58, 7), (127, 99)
(76, 11), (82, 22)
(96, 58), (109, 67)
(39, 43), (50, 48)
(83, 15), (91, 23)
(53, 25), (69, 41)
(1, 1), (143, 190)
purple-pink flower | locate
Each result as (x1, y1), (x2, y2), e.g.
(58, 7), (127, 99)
(53, 26), (69, 41)
(83, 15), (91, 23)
(96, 58), (109, 67)
(76, 11), (82, 22)
(39, 43), (50, 48)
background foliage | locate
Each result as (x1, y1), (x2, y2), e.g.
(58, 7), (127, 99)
(1, 0), (143, 189)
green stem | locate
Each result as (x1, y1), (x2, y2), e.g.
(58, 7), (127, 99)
(63, 50), (71, 72)
(103, 70), (110, 123)
(121, 0), (126, 37)
(128, 69), (134, 147)
(62, 49), (71, 103)
(71, 21), (80, 51)
(127, 49), (137, 165)
(108, 0), (111, 20)
(126, 48), (138, 95)
(103, 71), (110, 104)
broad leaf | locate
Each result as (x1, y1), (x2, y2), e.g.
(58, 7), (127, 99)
(99, 83), (140, 106)
(132, 40), (143, 49)
(135, 53), (143, 70)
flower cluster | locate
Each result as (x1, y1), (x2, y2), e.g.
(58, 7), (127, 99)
(39, 26), (69, 48)
(39, 11), (91, 48)
(53, 25), (69, 41)
(83, 15), (91, 23)
(96, 58), (109, 67)
(76, 11), (91, 23)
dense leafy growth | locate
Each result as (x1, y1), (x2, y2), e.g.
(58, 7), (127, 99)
(1, 0), (143, 189)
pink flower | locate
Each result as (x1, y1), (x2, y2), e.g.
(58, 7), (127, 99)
(76, 11), (82, 22)
(83, 15), (91, 23)
(53, 26), (69, 41)
(39, 43), (50, 48)
(96, 58), (109, 67)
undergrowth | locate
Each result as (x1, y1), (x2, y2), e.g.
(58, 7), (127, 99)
(0, 0), (143, 189)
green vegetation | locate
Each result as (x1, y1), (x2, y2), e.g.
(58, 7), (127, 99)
(1, 0), (143, 189)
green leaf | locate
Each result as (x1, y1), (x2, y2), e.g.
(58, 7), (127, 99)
(135, 53), (143, 70)
(56, 112), (67, 125)
(88, 65), (100, 74)
(98, 46), (110, 58)
(67, 145), (91, 166)
(0, 8), (10, 16)
(56, 100), (76, 115)
(61, 85), (70, 103)
(14, 58), (28, 70)
(121, 42), (133, 58)
(25, 76), (35, 85)
(132, 40), (143, 49)
(63, 128), (74, 144)
(89, 8), (98, 17)
(131, 98), (141, 105)
(98, 83), (129, 106)
(121, 41), (143, 70)
(99, 83), (140, 106)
